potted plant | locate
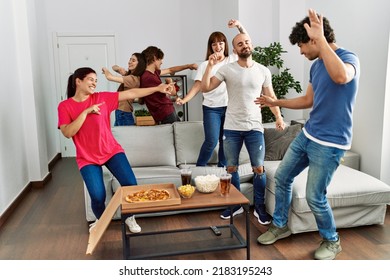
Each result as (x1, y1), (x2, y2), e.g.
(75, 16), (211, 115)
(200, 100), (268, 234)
(134, 108), (155, 126)
(252, 42), (302, 123)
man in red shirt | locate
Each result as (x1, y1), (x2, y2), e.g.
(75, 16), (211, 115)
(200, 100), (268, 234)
(140, 46), (197, 124)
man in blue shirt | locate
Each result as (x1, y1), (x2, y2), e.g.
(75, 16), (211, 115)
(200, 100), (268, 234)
(256, 9), (360, 260)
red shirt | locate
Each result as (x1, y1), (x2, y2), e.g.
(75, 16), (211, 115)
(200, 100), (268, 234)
(57, 92), (124, 169)
(140, 70), (174, 122)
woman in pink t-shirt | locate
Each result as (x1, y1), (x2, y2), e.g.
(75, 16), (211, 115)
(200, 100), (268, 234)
(58, 67), (172, 233)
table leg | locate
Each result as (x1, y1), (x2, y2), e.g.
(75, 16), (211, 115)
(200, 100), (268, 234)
(121, 216), (127, 259)
(244, 204), (251, 260)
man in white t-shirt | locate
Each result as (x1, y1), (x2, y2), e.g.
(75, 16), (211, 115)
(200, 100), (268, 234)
(201, 33), (285, 224)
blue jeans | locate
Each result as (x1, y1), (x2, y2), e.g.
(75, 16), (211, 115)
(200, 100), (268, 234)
(114, 110), (135, 126)
(80, 152), (137, 219)
(197, 106), (227, 167)
(223, 129), (266, 205)
(272, 131), (345, 241)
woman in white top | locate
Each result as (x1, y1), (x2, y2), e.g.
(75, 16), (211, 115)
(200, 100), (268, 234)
(176, 19), (247, 167)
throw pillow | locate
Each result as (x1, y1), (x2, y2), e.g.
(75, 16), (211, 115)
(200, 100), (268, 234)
(264, 124), (302, 161)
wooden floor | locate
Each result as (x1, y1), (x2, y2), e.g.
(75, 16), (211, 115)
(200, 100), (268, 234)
(0, 157), (390, 260)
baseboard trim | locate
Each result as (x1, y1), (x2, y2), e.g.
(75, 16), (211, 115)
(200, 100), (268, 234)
(48, 153), (62, 171)
(31, 172), (52, 189)
(0, 183), (32, 228)
(0, 153), (62, 228)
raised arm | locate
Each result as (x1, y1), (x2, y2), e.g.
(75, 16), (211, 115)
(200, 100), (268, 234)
(118, 83), (173, 101)
(228, 19), (248, 34)
(256, 83), (314, 110)
(176, 80), (201, 105)
(201, 53), (223, 92)
(112, 65), (127, 76)
(305, 9), (355, 84)
(161, 63), (198, 76)
(102, 67), (124, 84)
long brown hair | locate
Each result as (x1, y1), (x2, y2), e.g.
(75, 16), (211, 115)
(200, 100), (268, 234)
(205, 32), (229, 60)
(117, 53), (146, 91)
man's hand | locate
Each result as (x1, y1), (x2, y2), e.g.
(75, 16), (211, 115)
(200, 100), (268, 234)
(304, 9), (325, 43)
(228, 19), (240, 28)
(255, 95), (277, 108)
(275, 117), (285, 131)
(188, 63), (198, 70)
(158, 83), (176, 95)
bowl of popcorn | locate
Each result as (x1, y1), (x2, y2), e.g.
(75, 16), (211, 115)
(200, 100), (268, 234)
(194, 174), (220, 193)
(177, 184), (196, 199)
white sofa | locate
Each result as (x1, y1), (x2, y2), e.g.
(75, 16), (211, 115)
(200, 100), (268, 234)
(84, 121), (390, 234)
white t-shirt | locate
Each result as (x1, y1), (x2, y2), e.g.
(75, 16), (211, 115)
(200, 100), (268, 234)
(215, 61), (272, 132)
(194, 54), (237, 107)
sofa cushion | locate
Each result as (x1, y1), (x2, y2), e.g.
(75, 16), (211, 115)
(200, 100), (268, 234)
(265, 162), (390, 213)
(111, 166), (182, 190)
(264, 124), (302, 161)
(112, 125), (176, 167)
(174, 121), (218, 165)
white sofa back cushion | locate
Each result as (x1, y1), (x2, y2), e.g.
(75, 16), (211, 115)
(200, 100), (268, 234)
(112, 125), (176, 167)
(174, 121), (218, 166)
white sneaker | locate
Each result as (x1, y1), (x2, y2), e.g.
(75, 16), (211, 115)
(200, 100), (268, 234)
(125, 216), (141, 233)
(89, 219), (98, 233)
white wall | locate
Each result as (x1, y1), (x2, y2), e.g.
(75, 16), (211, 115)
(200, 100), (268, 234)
(1, 0), (390, 218)
(0, 0), (51, 215)
(0, 0), (29, 214)
(381, 32), (390, 184)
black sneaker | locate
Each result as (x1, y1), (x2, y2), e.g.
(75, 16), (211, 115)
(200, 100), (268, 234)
(220, 206), (244, 219)
(253, 205), (272, 225)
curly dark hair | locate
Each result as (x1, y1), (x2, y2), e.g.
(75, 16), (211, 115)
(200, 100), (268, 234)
(289, 14), (336, 45)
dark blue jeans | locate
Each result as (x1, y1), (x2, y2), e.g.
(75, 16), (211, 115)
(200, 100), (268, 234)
(196, 105), (227, 167)
(223, 129), (266, 206)
(80, 152), (137, 219)
(114, 110), (135, 126)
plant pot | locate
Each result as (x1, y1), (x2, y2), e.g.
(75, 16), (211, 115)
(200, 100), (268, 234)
(135, 116), (155, 126)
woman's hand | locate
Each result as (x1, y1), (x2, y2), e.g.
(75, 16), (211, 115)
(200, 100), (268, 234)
(102, 67), (113, 79)
(176, 97), (185, 105)
(87, 102), (105, 115)
(208, 53), (223, 66)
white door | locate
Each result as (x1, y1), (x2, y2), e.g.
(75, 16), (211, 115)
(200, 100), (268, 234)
(54, 34), (117, 157)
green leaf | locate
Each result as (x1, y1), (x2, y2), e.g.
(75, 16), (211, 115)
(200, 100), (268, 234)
(252, 42), (302, 123)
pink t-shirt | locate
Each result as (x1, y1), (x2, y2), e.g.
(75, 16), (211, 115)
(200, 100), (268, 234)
(57, 92), (124, 169)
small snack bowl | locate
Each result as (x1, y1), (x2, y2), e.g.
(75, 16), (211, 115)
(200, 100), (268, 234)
(194, 174), (220, 193)
(177, 184), (196, 199)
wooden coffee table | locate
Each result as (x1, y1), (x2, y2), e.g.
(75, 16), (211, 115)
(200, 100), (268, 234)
(120, 185), (251, 259)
